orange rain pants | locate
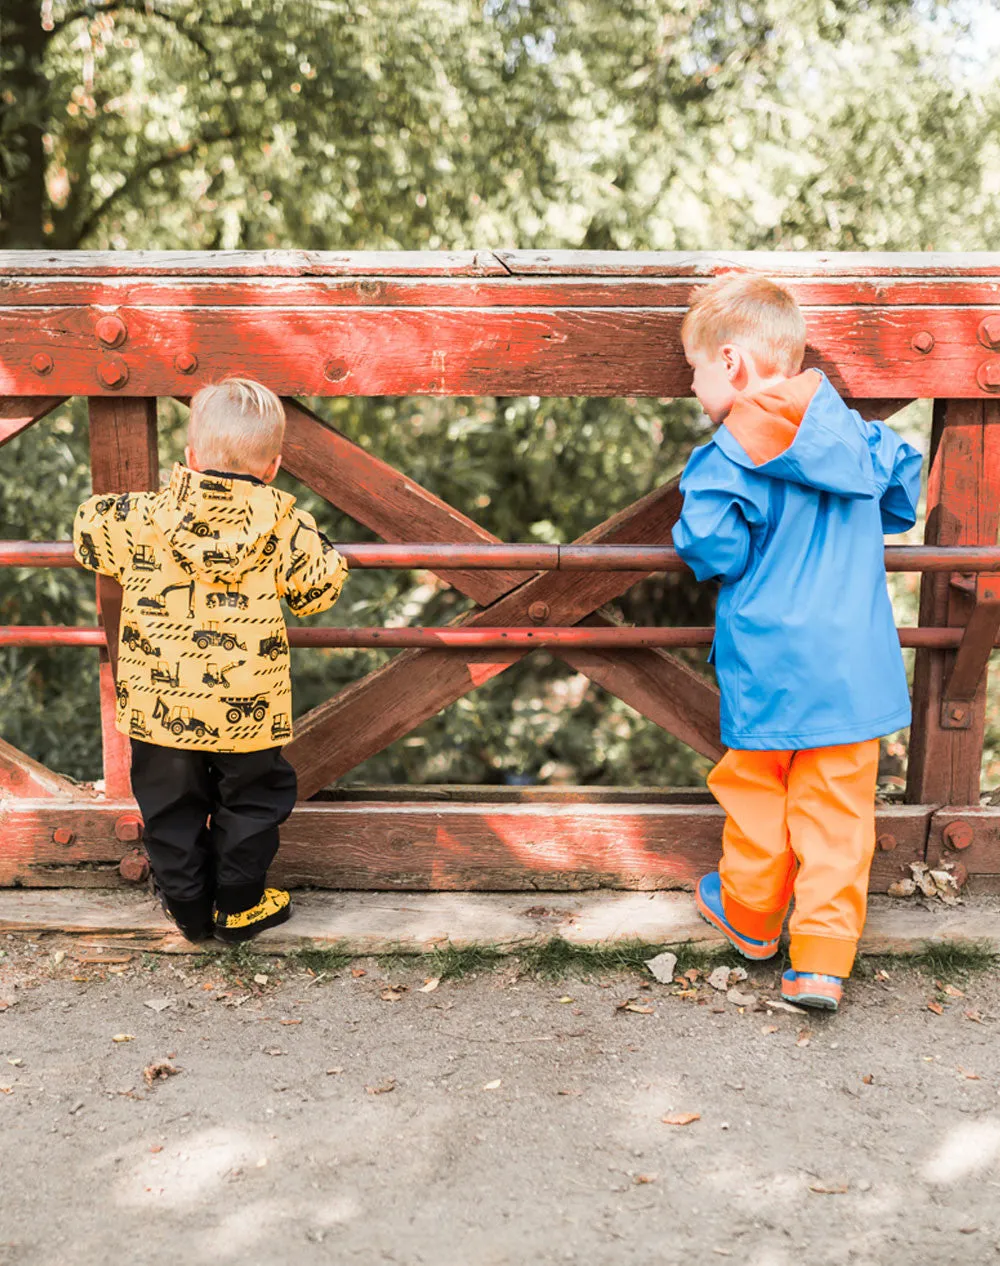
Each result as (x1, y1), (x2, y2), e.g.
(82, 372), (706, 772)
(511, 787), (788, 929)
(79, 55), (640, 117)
(706, 740), (880, 977)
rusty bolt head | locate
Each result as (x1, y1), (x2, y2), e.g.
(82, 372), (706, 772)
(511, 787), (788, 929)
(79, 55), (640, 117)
(119, 850), (150, 884)
(877, 833), (897, 852)
(947, 703), (967, 723)
(528, 601), (551, 624)
(30, 352), (54, 375)
(910, 331), (935, 354)
(95, 314), (127, 348)
(943, 821), (974, 851)
(174, 351), (198, 374)
(977, 315), (1000, 349)
(114, 813), (143, 843)
(977, 359), (1000, 392)
(325, 360), (348, 382)
(97, 359), (129, 389)
(52, 827), (75, 846)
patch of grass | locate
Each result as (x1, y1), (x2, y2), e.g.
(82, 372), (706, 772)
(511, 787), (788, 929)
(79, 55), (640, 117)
(863, 939), (999, 980)
(291, 947), (354, 975)
(513, 937), (751, 980)
(212, 942), (269, 980)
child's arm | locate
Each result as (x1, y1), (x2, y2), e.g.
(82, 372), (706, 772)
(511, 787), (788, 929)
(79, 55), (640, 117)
(73, 494), (131, 578)
(865, 421), (922, 535)
(672, 445), (759, 583)
(277, 509), (349, 617)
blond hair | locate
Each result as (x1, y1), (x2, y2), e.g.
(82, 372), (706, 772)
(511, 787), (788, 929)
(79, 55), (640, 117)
(681, 275), (806, 377)
(188, 378), (285, 475)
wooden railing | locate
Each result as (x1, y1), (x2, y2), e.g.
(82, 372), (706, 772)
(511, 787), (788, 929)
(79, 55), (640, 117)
(0, 251), (997, 893)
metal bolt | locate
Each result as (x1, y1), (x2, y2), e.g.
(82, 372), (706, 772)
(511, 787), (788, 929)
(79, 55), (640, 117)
(977, 315), (1000, 349)
(911, 331), (935, 354)
(877, 833), (897, 852)
(948, 703), (967, 722)
(528, 601), (551, 624)
(114, 813), (143, 843)
(325, 360), (348, 382)
(174, 351), (198, 374)
(97, 359), (129, 389)
(95, 314), (127, 348)
(977, 359), (1000, 392)
(30, 352), (53, 375)
(52, 827), (75, 846)
(943, 821), (974, 851)
(357, 280), (383, 298)
(119, 850), (150, 883)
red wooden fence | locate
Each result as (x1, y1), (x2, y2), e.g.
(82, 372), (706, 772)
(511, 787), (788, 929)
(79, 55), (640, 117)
(0, 250), (998, 893)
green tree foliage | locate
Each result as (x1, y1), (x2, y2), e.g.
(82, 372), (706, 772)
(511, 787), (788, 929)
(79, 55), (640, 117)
(1, 0), (998, 787)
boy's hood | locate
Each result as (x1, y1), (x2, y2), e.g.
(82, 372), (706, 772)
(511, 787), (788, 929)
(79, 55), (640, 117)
(715, 370), (876, 500)
(149, 464), (296, 583)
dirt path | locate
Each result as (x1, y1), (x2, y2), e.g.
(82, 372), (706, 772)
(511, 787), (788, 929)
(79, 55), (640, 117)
(2, 936), (999, 1266)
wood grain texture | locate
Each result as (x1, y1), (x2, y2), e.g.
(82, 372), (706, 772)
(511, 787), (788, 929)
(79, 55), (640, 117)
(0, 798), (936, 892)
(0, 396), (68, 447)
(907, 402), (1000, 804)
(0, 736), (85, 801)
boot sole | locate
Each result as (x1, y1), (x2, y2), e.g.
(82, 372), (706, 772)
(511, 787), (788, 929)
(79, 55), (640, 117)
(214, 900), (293, 944)
(781, 985), (841, 1012)
(695, 891), (779, 961)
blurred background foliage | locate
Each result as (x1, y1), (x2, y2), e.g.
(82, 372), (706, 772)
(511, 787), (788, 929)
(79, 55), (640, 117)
(1, 0), (998, 789)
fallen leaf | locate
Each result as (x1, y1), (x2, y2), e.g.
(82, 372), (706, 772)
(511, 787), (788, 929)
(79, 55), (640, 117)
(7, 1057), (22, 1067)
(557, 1088), (583, 1096)
(943, 984), (965, 999)
(662, 1112), (700, 1126)
(149, 1145), (163, 1153)
(617, 999), (655, 1015)
(0, 1000), (17, 1012)
(965, 1009), (984, 1023)
(728, 967), (748, 984)
(685, 968), (701, 982)
(810, 1183), (848, 1195)
(351, 968), (366, 978)
(761, 1025), (779, 1035)
(76, 954), (132, 966)
(796, 1030), (812, 1047)
(380, 986), (406, 1003)
(111, 1034), (134, 1043)
(365, 1078), (396, 1095)
(143, 1062), (180, 1088)
(253, 974), (268, 986)
(707, 967), (731, 992)
(279, 1018), (302, 1026)
(875, 969), (891, 982)
(326, 1066), (344, 1075)
(957, 1066), (981, 1080)
(418, 977), (440, 993)
(927, 1001), (944, 1016)
(645, 951), (678, 985)
(263, 1047), (283, 1057)
(888, 878), (917, 897)
(483, 1079), (502, 1090)
(862, 1073), (874, 1085)
(634, 1173), (657, 1185)
(558, 996), (575, 1004)
(143, 999), (173, 1013)
(764, 998), (807, 1014)
(727, 988), (757, 1009)
(0, 1086), (12, 1095)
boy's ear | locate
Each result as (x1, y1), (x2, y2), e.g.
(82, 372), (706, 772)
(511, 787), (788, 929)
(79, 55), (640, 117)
(184, 445), (201, 472)
(722, 344), (749, 390)
(261, 454), (282, 484)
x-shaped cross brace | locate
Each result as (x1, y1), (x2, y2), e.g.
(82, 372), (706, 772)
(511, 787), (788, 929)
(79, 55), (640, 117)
(279, 402), (721, 798)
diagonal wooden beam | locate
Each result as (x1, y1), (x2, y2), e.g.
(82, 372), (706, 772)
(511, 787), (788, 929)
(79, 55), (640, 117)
(287, 476), (720, 797)
(0, 396), (68, 448)
(0, 735), (87, 801)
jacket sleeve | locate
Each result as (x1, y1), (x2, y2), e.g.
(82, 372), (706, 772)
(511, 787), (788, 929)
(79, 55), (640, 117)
(673, 444), (760, 584)
(73, 494), (129, 579)
(277, 509), (349, 618)
(865, 421), (922, 535)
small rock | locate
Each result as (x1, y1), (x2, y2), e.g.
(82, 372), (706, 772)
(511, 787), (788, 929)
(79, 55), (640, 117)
(645, 952), (678, 985)
(708, 966), (731, 992)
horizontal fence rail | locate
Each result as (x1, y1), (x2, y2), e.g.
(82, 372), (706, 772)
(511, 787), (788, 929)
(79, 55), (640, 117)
(2, 542), (1000, 573)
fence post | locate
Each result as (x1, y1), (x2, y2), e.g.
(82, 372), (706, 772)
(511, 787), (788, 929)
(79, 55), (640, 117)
(87, 398), (159, 799)
(907, 399), (1000, 805)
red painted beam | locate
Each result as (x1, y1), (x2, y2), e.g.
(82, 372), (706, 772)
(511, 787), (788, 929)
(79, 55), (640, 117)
(0, 625), (995, 650)
(3, 541), (1000, 573)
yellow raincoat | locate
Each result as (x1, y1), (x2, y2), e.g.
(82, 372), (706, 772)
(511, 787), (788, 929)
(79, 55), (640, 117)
(73, 464), (347, 752)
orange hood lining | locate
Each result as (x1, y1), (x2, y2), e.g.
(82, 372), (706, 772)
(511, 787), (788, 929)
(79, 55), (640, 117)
(723, 370), (822, 467)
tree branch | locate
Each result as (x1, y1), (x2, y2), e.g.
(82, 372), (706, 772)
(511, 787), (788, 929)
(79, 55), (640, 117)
(49, 2), (212, 55)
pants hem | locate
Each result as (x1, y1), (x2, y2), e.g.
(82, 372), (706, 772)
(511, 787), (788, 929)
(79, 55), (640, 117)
(215, 880), (267, 914)
(790, 933), (858, 977)
(721, 887), (789, 939)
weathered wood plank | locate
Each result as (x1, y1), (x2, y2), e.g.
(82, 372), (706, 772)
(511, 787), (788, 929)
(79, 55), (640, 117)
(0, 396), (68, 447)
(0, 736), (86, 801)
(907, 402), (1000, 804)
(0, 798), (934, 892)
(87, 398), (159, 799)
(3, 306), (1000, 398)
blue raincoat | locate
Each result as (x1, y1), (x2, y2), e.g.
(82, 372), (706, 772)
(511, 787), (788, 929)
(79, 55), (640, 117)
(673, 371), (922, 751)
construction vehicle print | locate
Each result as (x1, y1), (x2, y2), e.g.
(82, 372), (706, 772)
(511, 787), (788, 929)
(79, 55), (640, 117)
(121, 624), (160, 656)
(200, 478), (232, 497)
(284, 519), (319, 581)
(153, 696), (219, 740)
(202, 545), (240, 570)
(116, 680), (129, 710)
(77, 531), (100, 569)
(271, 713), (291, 741)
(131, 543), (160, 572)
(192, 621), (246, 652)
(137, 580), (196, 619)
(222, 694), (269, 724)
(258, 634), (289, 660)
(150, 660), (180, 688)
(178, 512), (219, 539)
(202, 660), (244, 689)
(171, 548), (195, 575)
(206, 585), (249, 611)
(113, 494), (133, 522)
(262, 534), (278, 558)
(130, 708), (153, 740)
(93, 497), (116, 516)
(286, 585), (327, 612)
